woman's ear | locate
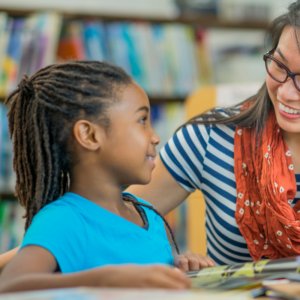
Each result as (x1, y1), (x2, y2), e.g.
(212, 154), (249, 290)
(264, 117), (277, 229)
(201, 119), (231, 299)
(73, 120), (104, 151)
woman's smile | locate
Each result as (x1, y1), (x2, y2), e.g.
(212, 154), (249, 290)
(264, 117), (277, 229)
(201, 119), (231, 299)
(278, 101), (300, 119)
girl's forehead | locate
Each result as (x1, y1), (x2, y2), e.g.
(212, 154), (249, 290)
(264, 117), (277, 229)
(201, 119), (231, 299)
(121, 82), (149, 108)
(110, 82), (149, 115)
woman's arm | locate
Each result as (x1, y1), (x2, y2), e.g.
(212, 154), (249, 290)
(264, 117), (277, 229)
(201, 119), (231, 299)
(0, 247), (19, 273)
(126, 156), (190, 215)
(0, 245), (190, 293)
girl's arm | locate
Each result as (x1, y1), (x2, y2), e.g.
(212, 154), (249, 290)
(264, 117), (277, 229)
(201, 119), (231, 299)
(0, 245), (190, 293)
(0, 247), (19, 273)
(126, 156), (190, 215)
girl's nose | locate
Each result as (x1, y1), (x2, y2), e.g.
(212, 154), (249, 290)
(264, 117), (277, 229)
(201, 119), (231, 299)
(278, 77), (300, 102)
(151, 129), (160, 146)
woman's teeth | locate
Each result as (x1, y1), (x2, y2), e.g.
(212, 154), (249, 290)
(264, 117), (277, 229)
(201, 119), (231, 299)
(146, 156), (153, 160)
(279, 102), (300, 114)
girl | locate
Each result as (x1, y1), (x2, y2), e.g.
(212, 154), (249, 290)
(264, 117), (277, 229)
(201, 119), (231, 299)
(128, 0), (300, 266)
(0, 61), (213, 293)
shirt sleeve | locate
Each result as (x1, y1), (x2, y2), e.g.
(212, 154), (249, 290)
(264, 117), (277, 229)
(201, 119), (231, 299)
(159, 124), (210, 193)
(20, 204), (88, 274)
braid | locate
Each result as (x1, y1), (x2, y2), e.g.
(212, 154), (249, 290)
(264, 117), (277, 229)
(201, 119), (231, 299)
(123, 196), (180, 255)
(5, 61), (132, 230)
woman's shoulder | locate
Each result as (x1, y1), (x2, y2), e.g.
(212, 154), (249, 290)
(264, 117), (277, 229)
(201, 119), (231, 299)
(178, 107), (239, 143)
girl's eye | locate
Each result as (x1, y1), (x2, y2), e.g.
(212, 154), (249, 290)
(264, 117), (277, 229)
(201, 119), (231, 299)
(140, 117), (147, 124)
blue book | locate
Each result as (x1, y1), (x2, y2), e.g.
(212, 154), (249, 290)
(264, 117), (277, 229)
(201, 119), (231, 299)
(105, 22), (131, 74)
(83, 20), (109, 61)
(5, 18), (25, 95)
(122, 22), (145, 90)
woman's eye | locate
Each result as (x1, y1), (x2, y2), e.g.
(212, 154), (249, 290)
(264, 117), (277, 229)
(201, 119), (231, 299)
(276, 63), (284, 70)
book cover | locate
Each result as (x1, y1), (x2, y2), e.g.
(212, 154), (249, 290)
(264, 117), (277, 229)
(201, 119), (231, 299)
(190, 256), (300, 290)
(83, 20), (109, 61)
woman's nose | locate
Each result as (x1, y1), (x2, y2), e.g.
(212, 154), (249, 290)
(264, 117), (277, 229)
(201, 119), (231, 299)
(278, 77), (300, 101)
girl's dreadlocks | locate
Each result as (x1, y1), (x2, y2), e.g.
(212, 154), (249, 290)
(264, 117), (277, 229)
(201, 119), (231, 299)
(5, 61), (180, 254)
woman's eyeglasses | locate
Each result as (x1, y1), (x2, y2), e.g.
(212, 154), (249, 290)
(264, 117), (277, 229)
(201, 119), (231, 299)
(263, 49), (300, 92)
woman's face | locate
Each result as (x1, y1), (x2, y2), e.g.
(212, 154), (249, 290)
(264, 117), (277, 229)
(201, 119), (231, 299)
(266, 25), (300, 134)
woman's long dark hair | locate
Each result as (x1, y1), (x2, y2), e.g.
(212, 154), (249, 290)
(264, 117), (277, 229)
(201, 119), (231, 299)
(179, 1), (300, 138)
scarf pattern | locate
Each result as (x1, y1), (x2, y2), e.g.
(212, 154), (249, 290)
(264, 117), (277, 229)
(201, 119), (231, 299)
(234, 107), (300, 260)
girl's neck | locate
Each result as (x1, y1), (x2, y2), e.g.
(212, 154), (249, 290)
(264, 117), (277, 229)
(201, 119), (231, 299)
(69, 166), (126, 215)
(68, 167), (145, 228)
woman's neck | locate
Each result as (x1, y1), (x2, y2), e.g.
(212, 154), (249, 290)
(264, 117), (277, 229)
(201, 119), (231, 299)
(282, 129), (300, 174)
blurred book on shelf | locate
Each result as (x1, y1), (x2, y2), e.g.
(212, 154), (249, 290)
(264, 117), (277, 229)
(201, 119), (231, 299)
(0, 200), (25, 253)
(57, 20), (202, 98)
(0, 11), (272, 98)
(0, 12), (62, 98)
(206, 28), (269, 84)
(175, 0), (218, 15)
(0, 102), (15, 195)
(175, 0), (281, 23)
(218, 0), (270, 23)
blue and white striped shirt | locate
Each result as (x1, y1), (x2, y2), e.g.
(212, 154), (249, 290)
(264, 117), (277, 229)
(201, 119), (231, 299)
(160, 114), (300, 265)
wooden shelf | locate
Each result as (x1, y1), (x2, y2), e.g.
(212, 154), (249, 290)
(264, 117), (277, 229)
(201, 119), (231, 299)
(2, 9), (269, 30)
(0, 97), (185, 104)
(0, 193), (16, 201)
(149, 97), (185, 104)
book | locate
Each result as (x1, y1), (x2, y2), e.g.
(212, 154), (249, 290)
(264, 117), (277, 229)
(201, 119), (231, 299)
(0, 103), (15, 194)
(0, 12), (62, 96)
(0, 200), (25, 254)
(189, 256), (300, 290)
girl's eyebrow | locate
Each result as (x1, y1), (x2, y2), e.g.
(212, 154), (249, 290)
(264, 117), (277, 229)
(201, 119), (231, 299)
(135, 106), (149, 113)
(275, 48), (287, 62)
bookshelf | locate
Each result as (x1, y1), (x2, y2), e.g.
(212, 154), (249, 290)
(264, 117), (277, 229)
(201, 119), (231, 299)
(3, 9), (269, 30)
(0, 5), (271, 254)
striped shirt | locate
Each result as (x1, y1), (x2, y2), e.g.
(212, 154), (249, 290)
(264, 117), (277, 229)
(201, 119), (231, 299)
(159, 112), (300, 266)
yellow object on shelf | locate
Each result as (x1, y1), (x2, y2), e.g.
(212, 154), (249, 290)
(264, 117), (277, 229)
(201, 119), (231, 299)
(185, 86), (216, 256)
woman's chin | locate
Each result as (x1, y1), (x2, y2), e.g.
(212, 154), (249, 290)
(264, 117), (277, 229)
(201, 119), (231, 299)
(277, 119), (300, 134)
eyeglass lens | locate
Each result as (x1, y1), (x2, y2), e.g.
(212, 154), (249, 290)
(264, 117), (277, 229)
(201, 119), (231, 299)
(266, 57), (300, 89)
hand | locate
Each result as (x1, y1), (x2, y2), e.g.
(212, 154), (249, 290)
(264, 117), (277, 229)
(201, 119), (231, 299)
(94, 264), (191, 289)
(174, 251), (215, 272)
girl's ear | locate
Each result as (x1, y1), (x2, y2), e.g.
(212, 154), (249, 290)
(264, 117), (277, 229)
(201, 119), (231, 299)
(73, 120), (104, 151)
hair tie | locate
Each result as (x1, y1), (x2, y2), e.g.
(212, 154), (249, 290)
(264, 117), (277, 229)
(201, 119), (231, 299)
(18, 74), (34, 97)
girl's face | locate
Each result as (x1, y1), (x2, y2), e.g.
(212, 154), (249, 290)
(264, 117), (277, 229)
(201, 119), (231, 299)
(266, 26), (300, 134)
(100, 82), (160, 185)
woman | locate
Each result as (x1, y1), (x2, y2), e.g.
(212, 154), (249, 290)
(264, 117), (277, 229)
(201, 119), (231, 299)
(127, 0), (300, 266)
(1, 0), (300, 271)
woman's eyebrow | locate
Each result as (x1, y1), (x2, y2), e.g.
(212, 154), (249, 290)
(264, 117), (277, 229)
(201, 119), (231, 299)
(275, 48), (287, 62)
(135, 106), (149, 113)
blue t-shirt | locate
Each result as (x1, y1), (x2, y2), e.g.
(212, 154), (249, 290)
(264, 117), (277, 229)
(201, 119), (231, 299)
(20, 192), (173, 273)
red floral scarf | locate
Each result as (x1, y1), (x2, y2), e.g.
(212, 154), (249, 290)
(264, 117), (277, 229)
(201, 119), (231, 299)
(234, 105), (300, 261)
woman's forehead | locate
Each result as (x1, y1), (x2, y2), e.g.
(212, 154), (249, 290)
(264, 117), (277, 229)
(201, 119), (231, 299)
(278, 26), (300, 51)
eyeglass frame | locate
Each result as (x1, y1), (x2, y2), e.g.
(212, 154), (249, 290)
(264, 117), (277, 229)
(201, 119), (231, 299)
(263, 48), (300, 92)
